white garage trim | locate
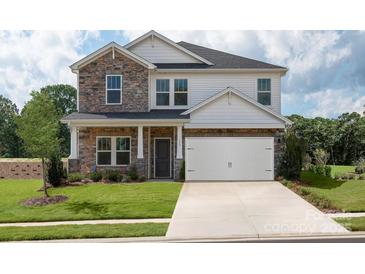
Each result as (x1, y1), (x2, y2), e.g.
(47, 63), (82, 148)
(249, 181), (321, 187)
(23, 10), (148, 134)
(185, 137), (274, 181)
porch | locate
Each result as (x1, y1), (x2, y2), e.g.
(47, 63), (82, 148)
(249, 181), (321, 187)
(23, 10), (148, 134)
(68, 124), (184, 180)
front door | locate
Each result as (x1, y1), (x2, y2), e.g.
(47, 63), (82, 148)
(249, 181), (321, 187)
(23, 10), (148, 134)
(155, 138), (171, 178)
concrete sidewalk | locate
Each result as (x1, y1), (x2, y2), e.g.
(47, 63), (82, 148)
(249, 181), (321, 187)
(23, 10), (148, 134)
(0, 218), (170, 227)
(327, 212), (365, 218)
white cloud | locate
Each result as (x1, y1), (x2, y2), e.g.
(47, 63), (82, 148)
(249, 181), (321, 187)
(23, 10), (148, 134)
(0, 31), (99, 108)
(304, 89), (365, 118)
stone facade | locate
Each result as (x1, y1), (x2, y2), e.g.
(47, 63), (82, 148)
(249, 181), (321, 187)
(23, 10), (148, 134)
(73, 126), (283, 180)
(78, 50), (149, 113)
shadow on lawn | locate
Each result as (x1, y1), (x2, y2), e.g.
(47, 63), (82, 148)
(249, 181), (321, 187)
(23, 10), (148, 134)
(301, 172), (345, 190)
(65, 201), (108, 216)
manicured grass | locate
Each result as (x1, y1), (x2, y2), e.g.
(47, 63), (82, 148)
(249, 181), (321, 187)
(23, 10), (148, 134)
(329, 165), (355, 177)
(335, 217), (365, 231)
(298, 171), (365, 212)
(0, 223), (168, 241)
(0, 179), (182, 223)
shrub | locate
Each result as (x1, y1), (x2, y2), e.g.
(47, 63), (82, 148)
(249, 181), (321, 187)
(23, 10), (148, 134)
(102, 170), (122, 182)
(303, 154), (312, 171)
(46, 153), (64, 187)
(347, 173), (357, 180)
(278, 129), (306, 180)
(308, 164), (331, 177)
(359, 174), (365, 180)
(68, 172), (85, 183)
(334, 172), (347, 180)
(355, 158), (365, 174)
(179, 160), (185, 181)
(122, 175), (132, 183)
(138, 175), (146, 182)
(127, 165), (139, 181)
(313, 148), (329, 165)
(89, 171), (102, 182)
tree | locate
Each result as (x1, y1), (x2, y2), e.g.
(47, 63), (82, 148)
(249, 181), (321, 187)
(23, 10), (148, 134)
(16, 93), (60, 197)
(37, 84), (77, 157)
(0, 95), (24, 157)
(278, 129), (306, 180)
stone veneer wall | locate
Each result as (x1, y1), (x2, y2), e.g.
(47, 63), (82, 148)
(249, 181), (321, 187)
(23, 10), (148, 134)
(78, 127), (149, 176)
(78, 50), (149, 113)
(183, 128), (285, 177)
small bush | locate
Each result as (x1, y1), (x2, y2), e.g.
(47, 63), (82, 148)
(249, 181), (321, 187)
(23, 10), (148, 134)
(102, 170), (122, 182)
(138, 175), (146, 182)
(347, 173), (358, 180)
(334, 172), (347, 180)
(303, 154), (312, 171)
(68, 172), (85, 183)
(89, 171), (102, 182)
(355, 158), (365, 174)
(313, 148), (329, 165)
(179, 160), (185, 181)
(308, 164), (331, 177)
(122, 175), (132, 183)
(359, 174), (365, 180)
(46, 153), (64, 187)
(127, 165), (139, 181)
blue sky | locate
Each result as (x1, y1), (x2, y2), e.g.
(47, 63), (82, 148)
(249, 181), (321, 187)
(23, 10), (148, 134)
(1, 30), (364, 118)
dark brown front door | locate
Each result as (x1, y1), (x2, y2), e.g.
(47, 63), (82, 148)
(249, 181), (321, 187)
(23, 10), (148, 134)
(155, 139), (171, 178)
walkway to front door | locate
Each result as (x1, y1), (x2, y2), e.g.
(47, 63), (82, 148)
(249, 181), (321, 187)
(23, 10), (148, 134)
(166, 182), (348, 239)
(154, 138), (171, 178)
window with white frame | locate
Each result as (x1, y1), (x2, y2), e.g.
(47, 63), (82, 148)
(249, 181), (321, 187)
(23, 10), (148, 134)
(106, 75), (122, 104)
(257, 78), (271, 106)
(174, 79), (188, 106)
(156, 79), (170, 106)
(96, 136), (130, 166)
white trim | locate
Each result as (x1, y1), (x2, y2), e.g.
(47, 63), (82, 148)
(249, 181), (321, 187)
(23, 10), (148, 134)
(153, 137), (172, 179)
(70, 42), (156, 73)
(124, 30), (214, 66)
(62, 120), (188, 128)
(69, 126), (78, 159)
(105, 74), (123, 105)
(96, 136), (131, 166)
(181, 87), (292, 125)
(183, 123), (286, 129)
(155, 68), (288, 74)
(176, 126), (183, 159)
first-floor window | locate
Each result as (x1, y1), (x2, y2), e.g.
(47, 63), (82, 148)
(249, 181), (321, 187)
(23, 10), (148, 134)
(96, 136), (130, 166)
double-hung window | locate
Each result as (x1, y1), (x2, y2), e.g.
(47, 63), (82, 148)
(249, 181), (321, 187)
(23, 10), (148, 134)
(96, 136), (130, 166)
(174, 79), (188, 106)
(156, 79), (170, 106)
(106, 75), (122, 104)
(257, 78), (271, 106)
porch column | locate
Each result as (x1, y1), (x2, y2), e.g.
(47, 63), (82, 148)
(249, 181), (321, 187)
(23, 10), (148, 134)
(69, 126), (78, 159)
(137, 125), (144, 159)
(176, 125), (183, 159)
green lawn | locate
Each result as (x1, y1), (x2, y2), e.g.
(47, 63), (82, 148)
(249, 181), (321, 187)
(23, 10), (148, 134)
(0, 179), (182, 223)
(297, 171), (365, 212)
(335, 217), (365, 231)
(0, 223), (168, 241)
(329, 165), (355, 177)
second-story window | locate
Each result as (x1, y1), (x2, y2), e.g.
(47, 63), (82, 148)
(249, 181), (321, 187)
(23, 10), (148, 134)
(106, 75), (122, 104)
(257, 78), (271, 106)
(156, 79), (170, 106)
(174, 79), (188, 106)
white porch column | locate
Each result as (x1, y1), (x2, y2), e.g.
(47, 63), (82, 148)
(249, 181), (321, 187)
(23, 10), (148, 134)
(137, 125), (144, 159)
(176, 125), (183, 159)
(69, 126), (78, 159)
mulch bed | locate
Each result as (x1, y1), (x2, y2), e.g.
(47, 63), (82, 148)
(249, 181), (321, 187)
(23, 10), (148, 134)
(21, 195), (68, 207)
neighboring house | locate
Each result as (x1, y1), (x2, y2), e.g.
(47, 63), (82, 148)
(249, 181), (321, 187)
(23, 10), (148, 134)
(61, 30), (291, 181)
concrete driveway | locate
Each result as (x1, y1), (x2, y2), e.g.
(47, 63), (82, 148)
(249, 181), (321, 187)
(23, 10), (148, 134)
(166, 182), (348, 239)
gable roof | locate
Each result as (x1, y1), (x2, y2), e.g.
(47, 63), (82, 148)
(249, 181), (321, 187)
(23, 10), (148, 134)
(176, 41), (287, 71)
(124, 30), (214, 66)
(70, 42), (156, 72)
(181, 87), (292, 125)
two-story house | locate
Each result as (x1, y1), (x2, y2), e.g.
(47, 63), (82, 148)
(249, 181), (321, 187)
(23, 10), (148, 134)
(61, 30), (291, 181)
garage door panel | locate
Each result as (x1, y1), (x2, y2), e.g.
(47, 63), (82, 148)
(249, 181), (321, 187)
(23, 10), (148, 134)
(186, 137), (274, 181)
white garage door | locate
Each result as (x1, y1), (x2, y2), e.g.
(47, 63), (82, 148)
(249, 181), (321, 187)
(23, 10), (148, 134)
(185, 137), (274, 181)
